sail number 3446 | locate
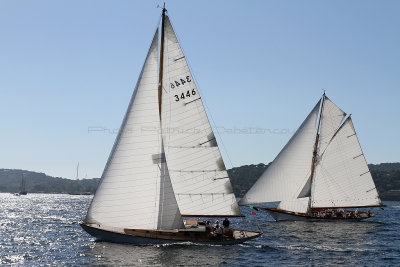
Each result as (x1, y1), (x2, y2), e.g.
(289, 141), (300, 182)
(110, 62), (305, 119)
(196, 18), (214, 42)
(171, 76), (196, 102)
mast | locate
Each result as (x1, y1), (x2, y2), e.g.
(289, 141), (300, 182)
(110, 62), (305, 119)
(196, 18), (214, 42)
(21, 174), (25, 192)
(158, 4), (166, 118)
(76, 162), (79, 179)
(309, 92), (325, 208)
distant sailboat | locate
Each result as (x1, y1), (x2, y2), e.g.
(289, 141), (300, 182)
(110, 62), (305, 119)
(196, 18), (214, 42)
(19, 173), (27, 195)
(80, 6), (261, 244)
(240, 93), (383, 221)
(76, 162), (79, 179)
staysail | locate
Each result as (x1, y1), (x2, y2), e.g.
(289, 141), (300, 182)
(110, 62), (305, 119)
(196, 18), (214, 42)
(277, 197), (310, 214)
(160, 16), (241, 217)
(85, 29), (184, 230)
(240, 100), (321, 204)
(311, 117), (381, 208)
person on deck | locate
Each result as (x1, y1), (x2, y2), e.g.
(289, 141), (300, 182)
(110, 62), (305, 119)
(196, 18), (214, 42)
(214, 224), (222, 238)
(222, 217), (230, 234)
(223, 217), (230, 228)
(205, 221), (211, 232)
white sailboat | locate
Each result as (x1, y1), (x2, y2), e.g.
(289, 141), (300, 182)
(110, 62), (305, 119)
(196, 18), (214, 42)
(240, 93), (383, 221)
(80, 6), (261, 244)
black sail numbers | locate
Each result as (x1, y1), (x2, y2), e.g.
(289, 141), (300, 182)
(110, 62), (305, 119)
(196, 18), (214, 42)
(171, 76), (196, 102)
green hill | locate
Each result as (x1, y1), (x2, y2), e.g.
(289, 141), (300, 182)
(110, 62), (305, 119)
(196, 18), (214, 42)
(0, 169), (99, 194)
(1, 162), (399, 200)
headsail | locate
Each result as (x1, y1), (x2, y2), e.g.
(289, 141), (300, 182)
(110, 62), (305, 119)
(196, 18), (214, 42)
(160, 16), (241, 217)
(240, 100), (321, 204)
(311, 117), (381, 208)
(277, 197), (310, 214)
(85, 29), (184, 230)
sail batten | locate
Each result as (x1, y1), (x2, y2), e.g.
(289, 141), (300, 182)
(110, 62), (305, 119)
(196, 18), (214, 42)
(160, 16), (241, 217)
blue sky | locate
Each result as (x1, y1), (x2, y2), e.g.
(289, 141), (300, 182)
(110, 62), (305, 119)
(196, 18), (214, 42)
(1, 0), (399, 179)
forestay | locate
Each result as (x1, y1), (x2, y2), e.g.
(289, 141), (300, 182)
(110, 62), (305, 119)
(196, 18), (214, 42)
(311, 117), (381, 208)
(160, 16), (241, 217)
(85, 30), (184, 230)
(240, 101), (321, 204)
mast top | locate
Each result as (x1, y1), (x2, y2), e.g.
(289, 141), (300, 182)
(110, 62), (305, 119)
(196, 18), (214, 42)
(162, 3), (167, 15)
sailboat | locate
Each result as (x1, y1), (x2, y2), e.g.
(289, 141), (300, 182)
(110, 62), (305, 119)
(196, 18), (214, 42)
(19, 173), (27, 195)
(240, 93), (383, 221)
(80, 6), (262, 244)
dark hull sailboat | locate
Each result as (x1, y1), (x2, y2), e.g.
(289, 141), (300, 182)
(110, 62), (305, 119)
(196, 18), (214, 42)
(80, 222), (261, 245)
(80, 6), (262, 245)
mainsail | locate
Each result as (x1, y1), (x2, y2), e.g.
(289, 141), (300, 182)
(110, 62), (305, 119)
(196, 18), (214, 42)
(160, 16), (241, 217)
(239, 100), (320, 204)
(311, 117), (382, 208)
(85, 30), (184, 230)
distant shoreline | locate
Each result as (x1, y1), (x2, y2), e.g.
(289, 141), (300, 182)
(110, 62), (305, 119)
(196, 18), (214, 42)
(1, 162), (399, 201)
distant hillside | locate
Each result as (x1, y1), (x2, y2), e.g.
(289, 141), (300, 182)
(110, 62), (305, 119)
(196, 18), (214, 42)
(228, 163), (269, 197)
(1, 162), (399, 200)
(0, 169), (99, 194)
(369, 163), (400, 201)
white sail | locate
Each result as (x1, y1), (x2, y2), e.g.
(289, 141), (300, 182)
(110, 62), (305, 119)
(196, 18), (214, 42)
(86, 30), (184, 230)
(311, 117), (381, 208)
(240, 100), (321, 204)
(318, 96), (346, 154)
(277, 197), (310, 214)
(160, 16), (241, 217)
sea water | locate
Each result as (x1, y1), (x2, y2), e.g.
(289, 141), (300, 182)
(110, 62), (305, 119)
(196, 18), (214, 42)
(0, 193), (399, 266)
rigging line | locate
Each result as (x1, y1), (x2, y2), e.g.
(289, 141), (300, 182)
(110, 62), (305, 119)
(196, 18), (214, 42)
(165, 11), (234, 170)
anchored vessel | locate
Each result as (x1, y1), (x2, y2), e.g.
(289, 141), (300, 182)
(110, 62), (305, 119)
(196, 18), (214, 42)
(80, 7), (261, 244)
(19, 174), (27, 195)
(240, 93), (383, 221)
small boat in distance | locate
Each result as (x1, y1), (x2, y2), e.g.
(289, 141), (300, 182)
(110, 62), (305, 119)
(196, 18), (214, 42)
(19, 173), (27, 195)
(240, 93), (383, 221)
(80, 6), (261, 244)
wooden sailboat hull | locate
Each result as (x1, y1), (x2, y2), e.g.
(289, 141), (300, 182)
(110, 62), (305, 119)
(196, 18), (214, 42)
(263, 208), (373, 222)
(80, 222), (262, 245)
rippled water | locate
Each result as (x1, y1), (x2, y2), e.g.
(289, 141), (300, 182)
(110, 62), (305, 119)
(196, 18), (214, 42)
(0, 193), (399, 266)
